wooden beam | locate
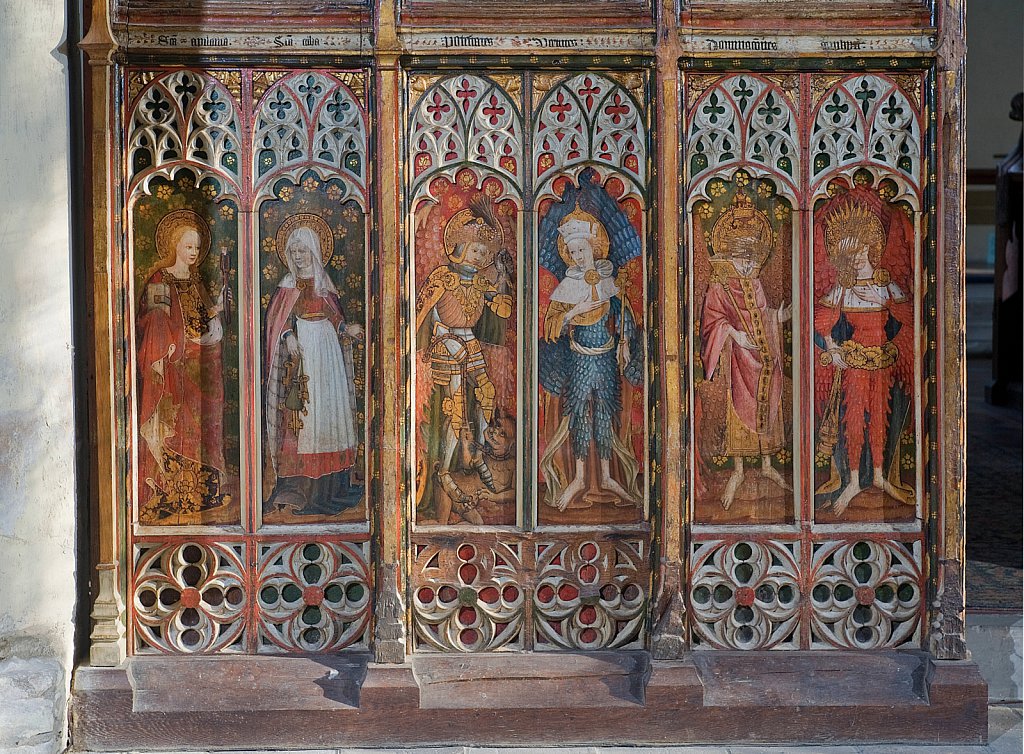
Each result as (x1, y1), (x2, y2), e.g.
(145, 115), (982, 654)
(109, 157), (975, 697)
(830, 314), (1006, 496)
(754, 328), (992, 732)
(79, 0), (125, 668)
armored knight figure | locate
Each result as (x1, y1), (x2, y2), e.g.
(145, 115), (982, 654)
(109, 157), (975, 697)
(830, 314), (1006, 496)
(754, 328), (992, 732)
(416, 196), (513, 524)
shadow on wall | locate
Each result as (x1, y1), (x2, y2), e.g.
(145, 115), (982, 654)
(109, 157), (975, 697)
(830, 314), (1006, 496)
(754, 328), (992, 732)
(0, 0), (78, 752)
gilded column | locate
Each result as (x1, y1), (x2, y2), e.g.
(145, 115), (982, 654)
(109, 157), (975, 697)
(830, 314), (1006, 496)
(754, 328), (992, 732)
(650, 0), (687, 660)
(371, 0), (408, 665)
(79, 0), (125, 667)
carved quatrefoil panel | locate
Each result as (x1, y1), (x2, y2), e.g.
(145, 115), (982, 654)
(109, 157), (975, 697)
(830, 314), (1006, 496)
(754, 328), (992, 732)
(689, 539), (801, 650)
(809, 539), (922, 649)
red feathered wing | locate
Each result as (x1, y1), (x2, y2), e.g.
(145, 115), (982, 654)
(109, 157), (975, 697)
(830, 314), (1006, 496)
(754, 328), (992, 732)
(813, 184), (916, 414)
(413, 178), (519, 425)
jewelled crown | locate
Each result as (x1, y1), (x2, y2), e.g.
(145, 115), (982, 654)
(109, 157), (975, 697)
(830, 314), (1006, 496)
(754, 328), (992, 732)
(710, 192), (774, 271)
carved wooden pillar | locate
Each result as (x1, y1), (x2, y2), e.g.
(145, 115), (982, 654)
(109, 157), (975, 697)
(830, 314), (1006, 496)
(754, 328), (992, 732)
(932, 0), (969, 661)
(80, 0), (126, 668)
(650, 0), (687, 661)
(372, 0), (408, 666)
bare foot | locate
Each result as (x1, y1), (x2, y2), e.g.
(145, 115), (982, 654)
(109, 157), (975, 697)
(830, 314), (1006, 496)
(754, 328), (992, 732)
(873, 469), (914, 505)
(554, 475), (586, 511)
(831, 480), (861, 516)
(721, 468), (744, 510)
(599, 475), (640, 507)
(760, 462), (791, 491)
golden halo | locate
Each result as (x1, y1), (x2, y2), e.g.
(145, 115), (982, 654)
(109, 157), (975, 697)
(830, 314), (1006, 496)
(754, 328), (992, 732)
(442, 208), (505, 260)
(275, 213), (335, 268)
(556, 207), (609, 268)
(823, 200), (885, 264)
(155, 209), (211, 267)
(709, 195), (774, 273)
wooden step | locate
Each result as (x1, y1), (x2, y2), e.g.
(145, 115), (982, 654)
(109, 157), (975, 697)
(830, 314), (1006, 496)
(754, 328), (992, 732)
(413, 650), (648, 708)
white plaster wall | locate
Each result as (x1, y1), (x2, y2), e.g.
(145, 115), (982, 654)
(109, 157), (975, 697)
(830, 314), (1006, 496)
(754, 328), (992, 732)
(0, 1), (77, 752)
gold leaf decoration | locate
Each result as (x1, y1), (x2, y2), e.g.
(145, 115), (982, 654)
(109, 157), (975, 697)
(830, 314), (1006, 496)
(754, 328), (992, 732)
(210, 70), (242, 102)
(128, 71), (158, 104)
(606, 71), (644, 102)
(410, 74), (443, 105)
(685, 74), (722, 111)
(252, 70), (288, 109)
(810, 74), (846, 109)
(488, 73), (522, 104)
(531, 73), (569, 110)
(763, 74), (800, 106)
(336, 71), (367, 107)
(891, 73), (922, 112)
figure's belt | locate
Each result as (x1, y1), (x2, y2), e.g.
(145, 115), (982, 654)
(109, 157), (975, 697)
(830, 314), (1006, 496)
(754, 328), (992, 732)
(428, 325), (486, 383)
(298, 313), (328, 321)
(820, 341), (898, 370)
(570, 335), (615, 356)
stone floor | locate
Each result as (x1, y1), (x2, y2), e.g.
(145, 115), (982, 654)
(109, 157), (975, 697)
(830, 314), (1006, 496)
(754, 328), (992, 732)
(965, 358), (1023, 610)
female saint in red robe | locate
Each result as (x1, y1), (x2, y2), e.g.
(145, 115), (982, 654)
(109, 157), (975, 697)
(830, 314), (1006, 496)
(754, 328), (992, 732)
(137, 209), (228, 523)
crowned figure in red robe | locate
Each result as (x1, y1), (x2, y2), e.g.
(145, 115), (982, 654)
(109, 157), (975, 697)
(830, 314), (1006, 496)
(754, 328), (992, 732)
(814, 187), (916, 516)
(700, 193), (791, 510)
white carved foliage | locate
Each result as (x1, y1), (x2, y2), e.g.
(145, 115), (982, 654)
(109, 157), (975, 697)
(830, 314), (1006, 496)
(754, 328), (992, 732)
(812, 75), (921, 187)
(690, 540), (801, 650)
(129, 70), (241, 186)
(133, 541), (247, 654)
(809, 539), (922, 649)
(254, 72), (366, 192)
(533, 540), (646, 651)
(534, 73), (645, 191)
(410, 74), (522, 196)
(688, 75), (798, 185)
(256, 541), (371, 653)
(315, 83), (367, 185)
(867, 81), (921, 180)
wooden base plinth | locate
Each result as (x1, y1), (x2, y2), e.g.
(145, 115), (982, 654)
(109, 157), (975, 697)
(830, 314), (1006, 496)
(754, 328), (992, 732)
(71, 650), (988, 749)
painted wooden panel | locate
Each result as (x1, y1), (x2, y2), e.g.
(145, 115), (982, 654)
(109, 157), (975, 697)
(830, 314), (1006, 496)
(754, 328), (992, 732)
(129, 70), (243, 528)
(125, 67), (374, 655)
(406, 69), (653, 652)
(535, 73), (649, 527)
(687, 74), (799, 527)
(684, 66), (928, 652)
(808, 73), (923, 526)
(114, 0), (370, 23)
(120, 61), (932, 659)
(399, 0), (653, 28)
(681, 0), (932, 28)
(409, 73), (524, 528)
(255, 71), (371, 527)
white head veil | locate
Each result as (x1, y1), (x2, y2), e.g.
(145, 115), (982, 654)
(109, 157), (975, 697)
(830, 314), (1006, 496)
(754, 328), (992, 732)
(281, 225), (339, 297)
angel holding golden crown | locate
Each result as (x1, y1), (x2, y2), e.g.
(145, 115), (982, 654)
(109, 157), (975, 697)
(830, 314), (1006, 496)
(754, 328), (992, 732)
(415, 195), (514, 524)
(538, 179), (645, 514)
(699, 193), (791, 511)
(264, 214), (364, 516)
